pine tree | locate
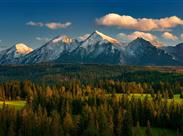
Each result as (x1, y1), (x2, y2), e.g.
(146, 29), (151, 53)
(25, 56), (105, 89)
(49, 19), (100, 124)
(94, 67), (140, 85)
(168, 90), (174, 99)
(7, 124), (15, 136)
(113, 110), (122, 136)
(63, 112), (74, 136)
(179, 126), (183, 136)
(121, 109), (133, 136)
(98, 110), (112, 136)
(145, 120), (152, 136)
(81, 112), (99, 136)
(134, 121), (142, 136)
(180, 91), (183, 99)
(50, 111), (63, 136)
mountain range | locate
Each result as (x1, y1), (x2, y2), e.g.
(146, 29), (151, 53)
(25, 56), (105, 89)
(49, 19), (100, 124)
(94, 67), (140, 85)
(0, 30), (182, 66)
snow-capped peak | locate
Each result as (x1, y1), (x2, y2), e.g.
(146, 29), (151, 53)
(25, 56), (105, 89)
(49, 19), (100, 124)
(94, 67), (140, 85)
(52, 35), (72, 44)
(14, 43), (33, 54)
(79, 30), (119, 49)
(0, 43), (33, 64)
(95, 30), (119, 44)
(77, 34), (90, 42)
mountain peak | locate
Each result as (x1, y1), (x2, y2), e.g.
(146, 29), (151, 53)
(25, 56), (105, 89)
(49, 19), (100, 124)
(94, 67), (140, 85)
(0, 43), (33, 64)
(135, 37), (147, 41)
(52, 35), (72, 44)
(91, 30), (119, 44)
(14, 43), (33, 54)
(131, 37), (152, 46)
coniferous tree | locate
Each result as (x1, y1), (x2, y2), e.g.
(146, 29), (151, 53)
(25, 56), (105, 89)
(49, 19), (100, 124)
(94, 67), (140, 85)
(113, 109), (123, 136)
(81, 112), (99, 136)
(121, 109), (133, 136)
(50, 111), (63, 136)
(63, 112), (74, 136)
(133, 121), (142, 136)
(7, 124), (15, 136)
(145, 120), (152, 136)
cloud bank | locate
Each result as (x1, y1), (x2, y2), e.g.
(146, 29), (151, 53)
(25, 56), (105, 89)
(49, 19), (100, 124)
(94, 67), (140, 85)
(162, 32), (177, 40)
(27, 21), (71, 29)
(96, 13), (183, 31)
(117, 31), (163, 47)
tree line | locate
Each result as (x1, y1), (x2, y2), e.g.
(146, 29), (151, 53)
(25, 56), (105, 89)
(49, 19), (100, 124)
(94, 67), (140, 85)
(1, 80), (183, 100)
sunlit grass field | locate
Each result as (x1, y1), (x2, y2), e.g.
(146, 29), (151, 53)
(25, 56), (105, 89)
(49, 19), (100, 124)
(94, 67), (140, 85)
(0, 101), (26, 110)
(0, 93), (182, 111)
(108, 93), (183, 104)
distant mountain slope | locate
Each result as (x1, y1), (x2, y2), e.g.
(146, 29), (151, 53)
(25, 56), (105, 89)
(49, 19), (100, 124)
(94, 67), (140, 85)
(57, 31), (122, 64)
(21, 35), (80, 64)
(162, 43), (183, 63)
(0, 30), (182, 66)
(123, 38), (179, 66)
(0, 43), (33, 64)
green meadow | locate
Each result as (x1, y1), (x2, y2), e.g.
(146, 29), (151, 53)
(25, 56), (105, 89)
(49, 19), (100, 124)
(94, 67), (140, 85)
(111, 93), (183, 104)
(0, 101), (26, 110)
(0, 93), (182, 111)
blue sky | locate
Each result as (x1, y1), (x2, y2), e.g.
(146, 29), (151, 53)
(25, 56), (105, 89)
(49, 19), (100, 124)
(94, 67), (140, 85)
(0, 0), (183, 49)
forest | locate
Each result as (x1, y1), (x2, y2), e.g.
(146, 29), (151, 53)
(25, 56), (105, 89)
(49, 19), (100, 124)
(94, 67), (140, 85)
(0, 64), (183, 136)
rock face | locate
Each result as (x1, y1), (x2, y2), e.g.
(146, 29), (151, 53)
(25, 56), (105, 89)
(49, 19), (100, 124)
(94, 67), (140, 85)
(0, 30), (182, 66)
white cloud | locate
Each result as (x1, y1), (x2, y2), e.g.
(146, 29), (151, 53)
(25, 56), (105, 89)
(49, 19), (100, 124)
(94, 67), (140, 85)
(45, 22), (71, 29)
(116, 33), (130, 43)
(162, 32), (177, 40)
(96, 13), (183, 31)
(27, 21), (71, 29)
(26, 21), (44, 27)
(117, 31), (164, 47)
(36, 37), (50, 43)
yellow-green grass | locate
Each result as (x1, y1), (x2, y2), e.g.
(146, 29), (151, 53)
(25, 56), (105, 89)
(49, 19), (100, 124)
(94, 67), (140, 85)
(0, 93), (182, 110)
(108, 93), (183, 104)
(131, 94), (183, 103)
(172, 94), (183, 104)
(0, 101), (26, 110)
(133, 127), (176, 136)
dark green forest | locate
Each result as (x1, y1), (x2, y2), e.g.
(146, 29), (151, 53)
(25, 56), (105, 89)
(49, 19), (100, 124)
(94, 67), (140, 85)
(0, 64), (183, 136)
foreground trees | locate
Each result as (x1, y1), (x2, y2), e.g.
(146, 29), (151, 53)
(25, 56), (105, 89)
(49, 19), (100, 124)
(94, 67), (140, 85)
(0, 80), (182, 136)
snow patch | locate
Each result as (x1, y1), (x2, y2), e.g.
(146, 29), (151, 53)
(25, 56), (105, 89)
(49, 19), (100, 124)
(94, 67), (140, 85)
(15, 43), (33, 54)
(52, 35), (72, 44)
(95, 30), (119, 44)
